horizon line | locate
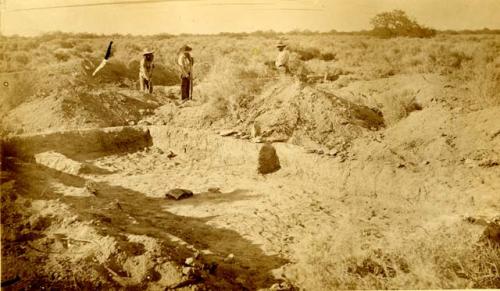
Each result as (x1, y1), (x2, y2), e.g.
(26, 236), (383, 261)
(2, 27), (500, 38)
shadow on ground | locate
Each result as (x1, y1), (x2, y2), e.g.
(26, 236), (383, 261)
(7, 162), (288, 290)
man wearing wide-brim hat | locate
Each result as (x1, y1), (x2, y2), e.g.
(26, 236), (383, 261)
(177, 45), (194, 101)
(275, 40), (290, 74)
(139, 49), (155, 93)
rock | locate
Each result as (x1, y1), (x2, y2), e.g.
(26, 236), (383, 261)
(85, 180), (98, 195)
(253, 137), (264, 143)
(251, 123), (261, 138)
(185, 257), (194, 266)
(258, 143), (281, 174)
(128, 120), (136, 126)
(328, 149), (338, 156)
(151, 147), (164, 155)
(270, 281), (294, 290)
(317, 149), (324, 155)
(478, 159), (499, 168)
(167, 151), (177, 159)
(139, 109), (145, 114)
(224, 253), (235, 263)
(202, 262), (218, 274)
(267, 136), (288, 143)
(182, 266), (193, 276)
(219, 129), (238, 137)
(137, 120), (151, 126)
(465, 216), (489, 226)
(35, 151), (84, 175)
(165, 188), (193, 200)
(208, 187), (221, 193)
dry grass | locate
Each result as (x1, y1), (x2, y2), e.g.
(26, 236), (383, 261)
(197, 55), (272, 121)
(289, 208), (499, 289)
(469, 58), (500, 108)
(378, 88), (422, 126)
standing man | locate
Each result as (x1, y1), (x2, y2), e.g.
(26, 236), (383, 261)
(139, 49), (154, 93)
(177, 45), (194, 101)
(275, 40), (290, 75)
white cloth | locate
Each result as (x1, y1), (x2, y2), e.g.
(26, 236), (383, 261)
(275, 50), (289, 68)
(177, 53), (193, 77)
(139, 58), (154, 80)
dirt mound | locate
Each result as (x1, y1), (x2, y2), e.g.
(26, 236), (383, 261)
(1, 87), (168, 134)
(3, 126), (151, 160)
(142, 80), (384, 150)
(245, 80), (384, 149)
(352, 105), (500, 167)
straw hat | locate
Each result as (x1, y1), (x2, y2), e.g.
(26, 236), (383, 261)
(142, 48), (154, 55)
(179, 44), (192, 53)
(276, 40), (287, 48)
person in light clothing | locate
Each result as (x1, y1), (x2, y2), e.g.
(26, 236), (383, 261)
(139, 49), (154, 93)
(177, 45), (194, 100)
(275, 41), (290, 74)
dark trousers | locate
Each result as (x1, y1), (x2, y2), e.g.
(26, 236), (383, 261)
(140, 77), (153, 93)
(181, 75), (191, 100)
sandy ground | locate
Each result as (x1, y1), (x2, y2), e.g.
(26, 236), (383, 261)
(2, 103), (498, 289)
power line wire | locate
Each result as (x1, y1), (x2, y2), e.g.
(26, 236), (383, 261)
(7, 0), (204, 12)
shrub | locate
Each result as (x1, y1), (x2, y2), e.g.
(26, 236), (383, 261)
(378, 88), (421, 126)
(470, 59), (500, 107)
(428, 46), (473, 72)
(13, 52), (30, 65)
(0, 74), (37, 112)
(59, 39), (76, 49)
(370, 10), (436, 38)
(53, 50), (70, 62)
(291, 46), (321, 61)
(320, 52), (336, 61)
(76, 43), (93, 53)
(198, 56), (269, 121)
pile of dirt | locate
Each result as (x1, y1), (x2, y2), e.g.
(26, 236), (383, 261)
(1, 87), (167, 134)
(144, 80), (384, 150)
(243, 80), (384, 149)
(351, 105), (500, 168)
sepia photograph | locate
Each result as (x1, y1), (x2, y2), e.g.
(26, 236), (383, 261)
(0, 0), (499, 289)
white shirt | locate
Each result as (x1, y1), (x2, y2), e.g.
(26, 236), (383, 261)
(275, 50), (289, 68)
(177, 53), (193, 76)
(139, 58), (154, 80)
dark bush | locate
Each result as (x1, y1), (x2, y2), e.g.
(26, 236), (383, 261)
(370, 10), (436, 38)
(291, 47), (321, 61)
(320, 52), (336, 61)
(53, 50), (70, 62)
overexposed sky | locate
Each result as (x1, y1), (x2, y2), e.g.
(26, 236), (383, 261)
(1, 0), (500, 36)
